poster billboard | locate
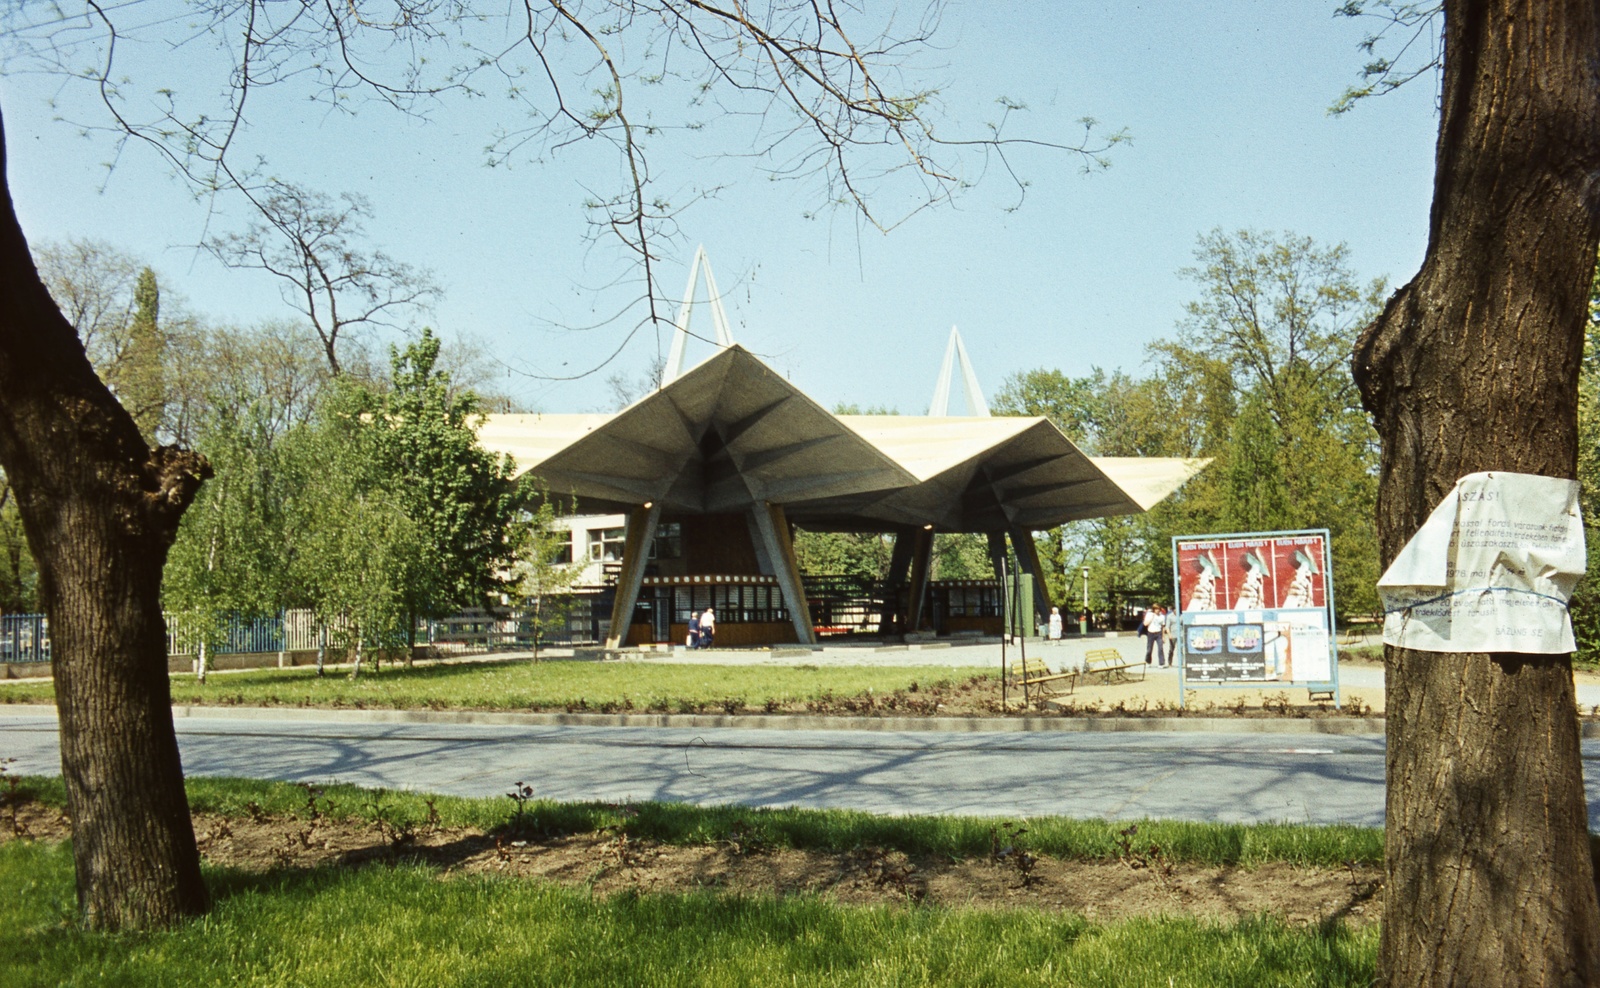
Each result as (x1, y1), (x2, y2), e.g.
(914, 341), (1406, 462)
(1171, 529), (1339, 706)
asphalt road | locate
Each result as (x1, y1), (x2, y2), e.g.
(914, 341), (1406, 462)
(4, 712), (1597, 827)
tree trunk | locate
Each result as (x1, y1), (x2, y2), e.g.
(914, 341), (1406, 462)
(0, 107), (211, 929)
(1352, 1), (1600, 983)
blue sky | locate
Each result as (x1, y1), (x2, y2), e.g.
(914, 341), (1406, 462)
(2, 2), (1439, 415)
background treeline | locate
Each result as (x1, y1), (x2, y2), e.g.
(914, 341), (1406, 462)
(801, 228), (1600, 631)
(994, 228), (1386, 622)
(0, 238), (541, 658)
(9, 231), (1600, 642)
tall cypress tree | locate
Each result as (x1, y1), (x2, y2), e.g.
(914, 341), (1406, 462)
(124, 267), (165, 439)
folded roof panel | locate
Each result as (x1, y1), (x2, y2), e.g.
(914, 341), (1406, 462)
(476, 347), (1208, 528)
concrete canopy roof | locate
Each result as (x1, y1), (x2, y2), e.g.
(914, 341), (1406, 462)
(477, 346), (1208, 531)
(483, 346), (915, 515)
(791, 416), (1161, 531)
(1089, 456), (1213, 512)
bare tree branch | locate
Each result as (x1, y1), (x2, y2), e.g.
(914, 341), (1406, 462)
(200, 182), (441, 374)
(1330, 1), (1443, 114)
(1, 0), (1126, 381)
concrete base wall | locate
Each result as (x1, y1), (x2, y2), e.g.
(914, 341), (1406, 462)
(164, 647), (431, 674)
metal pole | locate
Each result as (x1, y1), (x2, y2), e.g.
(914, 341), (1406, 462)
(1016, 563), (1028, 709)
(1080, 567), (1089, 635)
(999, 556), (1008, 710)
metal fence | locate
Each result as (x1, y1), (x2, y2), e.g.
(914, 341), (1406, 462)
(164, 608), (334, 655)
(0, 595), (611, 664)
(423, 592), (611, 650)
(3, 578), (955, 661)
(0, 613), (48, 663)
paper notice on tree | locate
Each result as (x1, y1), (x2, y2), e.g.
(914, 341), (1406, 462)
(1377, 472), (1585, 653)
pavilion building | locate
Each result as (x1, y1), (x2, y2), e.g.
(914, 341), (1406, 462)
(475, 250), (1206, 648)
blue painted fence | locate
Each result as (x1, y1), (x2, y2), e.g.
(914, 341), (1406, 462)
(0, 595), (614, 664)
(0, 613), (48, 663)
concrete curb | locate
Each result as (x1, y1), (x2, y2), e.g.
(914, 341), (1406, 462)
(1, 701), (1390, 735)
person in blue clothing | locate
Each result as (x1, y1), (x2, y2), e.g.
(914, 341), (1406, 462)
(686, 612), (701, 649)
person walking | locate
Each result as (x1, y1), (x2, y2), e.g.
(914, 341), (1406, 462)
(1142, 605), (1165, 666)
(1158, 606), (1174, 667)
(699, 607), (716, 649)
(1047, 606), (1063, 643)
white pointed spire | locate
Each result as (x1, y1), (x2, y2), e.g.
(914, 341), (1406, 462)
(927, 325), (990, 416)
(662, 246), (735, 385)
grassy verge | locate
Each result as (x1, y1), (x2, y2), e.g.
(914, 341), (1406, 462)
(0, 660), (993, 714)
(10, 775), (1386, 867)
(1, 839), (1377, 988)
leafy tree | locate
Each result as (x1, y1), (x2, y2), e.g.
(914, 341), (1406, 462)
(1221, 391), (1291, 532)
(991, 368), (1103, 445)
(931, 532), (991, 580)
(163, 321), (335, 449)
(1571, 258), (1600, 658)
(161, 322), (522, 676)
(794, 529), (895, 580)
(161, 321), (339, 665)
(32, 238), (141, 374)
(123, 268), (166, 439)
(1165, 229), (1383, 618)
(511, 491), (585, 659)
(162, 403), (290, 683)
(992, 365), (1199, 609)
(989, 231), (1382, 620)
(281, 391), (418, 675)
(1344, 0), (1600, 980)
(364, 329), (524, 654)
(1178, 229), (1383, 421)
(0, 472), (35, 613)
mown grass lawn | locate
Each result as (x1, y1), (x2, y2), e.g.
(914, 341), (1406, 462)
(2, 777), (1382, 988)
(0, 659), (992, 714)
(0, 838), (1378, 988)
(15, 776), (1388, 868)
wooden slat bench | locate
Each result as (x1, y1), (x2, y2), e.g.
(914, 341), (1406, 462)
(1015, 656), (1078, 704)
(1079, 647), (1145, 685)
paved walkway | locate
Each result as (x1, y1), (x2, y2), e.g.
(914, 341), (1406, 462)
(0, 710), (1397, 825)
(628, 637), (1600, 712)
(6, 709), (1600, 827)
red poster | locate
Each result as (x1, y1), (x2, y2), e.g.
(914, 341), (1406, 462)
(1268, 534), (1326, 610)
(1176, 533), (1326, 614)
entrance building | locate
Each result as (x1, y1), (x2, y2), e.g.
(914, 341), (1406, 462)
(479, 345), (1205, 647)
(477, 251), (1206, 647)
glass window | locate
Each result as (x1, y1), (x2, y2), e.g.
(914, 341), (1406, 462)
(649, 522), (682, 560)
(587, 527), (626, 561)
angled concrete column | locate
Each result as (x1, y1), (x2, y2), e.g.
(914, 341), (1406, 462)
(879, 527), (915, 634)
(750, 502), (816, 645)
(1006, 524), (1053, 627)
(905, 527), (936, 632)
(604, 502), (663, 648)
(745, 512), (775, 575)
(986, 531), (1009, 582)
(886, 528), (915, 587)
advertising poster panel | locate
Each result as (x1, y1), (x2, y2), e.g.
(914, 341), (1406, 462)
(1171, 530), (1338, 705)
